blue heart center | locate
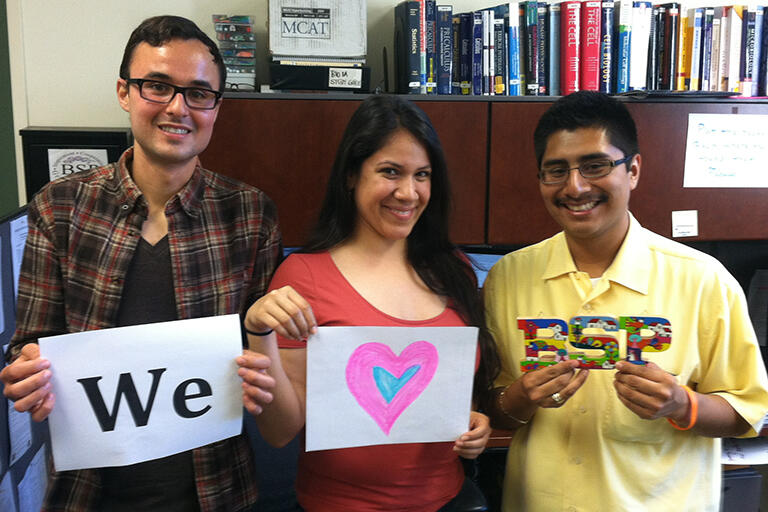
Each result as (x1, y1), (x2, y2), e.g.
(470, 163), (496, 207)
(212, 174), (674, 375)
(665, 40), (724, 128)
(373, 365), (421, 403)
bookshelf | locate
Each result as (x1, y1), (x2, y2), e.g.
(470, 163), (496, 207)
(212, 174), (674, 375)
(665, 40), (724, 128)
(200, 93), (768, 247)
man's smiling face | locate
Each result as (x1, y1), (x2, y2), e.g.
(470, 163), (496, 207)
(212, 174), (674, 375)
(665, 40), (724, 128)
(538, 126), (640, 245)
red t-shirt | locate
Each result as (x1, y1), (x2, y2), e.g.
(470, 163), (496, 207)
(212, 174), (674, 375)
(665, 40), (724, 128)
(271, 252), (467, 512)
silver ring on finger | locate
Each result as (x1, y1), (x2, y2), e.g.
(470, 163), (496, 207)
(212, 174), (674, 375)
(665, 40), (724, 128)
(551, 392), (565, 404)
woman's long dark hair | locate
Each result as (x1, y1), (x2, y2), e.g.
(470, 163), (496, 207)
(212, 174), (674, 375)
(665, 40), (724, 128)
(303, 95), (500, 410)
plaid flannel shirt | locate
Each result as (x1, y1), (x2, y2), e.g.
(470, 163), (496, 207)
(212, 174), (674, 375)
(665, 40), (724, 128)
(10, 148), (281, 512)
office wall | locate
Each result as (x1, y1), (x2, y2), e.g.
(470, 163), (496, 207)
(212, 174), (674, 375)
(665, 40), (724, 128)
(0, 3), (17, 216)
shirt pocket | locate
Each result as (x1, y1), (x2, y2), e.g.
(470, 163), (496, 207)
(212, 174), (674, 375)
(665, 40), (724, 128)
(600, 354), (684, 444)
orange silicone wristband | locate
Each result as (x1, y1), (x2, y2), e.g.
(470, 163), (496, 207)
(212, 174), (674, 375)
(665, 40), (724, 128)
(667, 385), (698, 431)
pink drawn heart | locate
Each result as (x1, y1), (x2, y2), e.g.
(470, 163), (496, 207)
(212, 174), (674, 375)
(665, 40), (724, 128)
(345, 341), (439, 435)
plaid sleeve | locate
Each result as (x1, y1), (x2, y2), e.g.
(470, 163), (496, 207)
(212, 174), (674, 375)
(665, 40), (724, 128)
(243, 192), (282, 311)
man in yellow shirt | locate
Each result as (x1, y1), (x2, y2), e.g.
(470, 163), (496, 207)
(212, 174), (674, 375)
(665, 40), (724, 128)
(484, 91), (768, 511)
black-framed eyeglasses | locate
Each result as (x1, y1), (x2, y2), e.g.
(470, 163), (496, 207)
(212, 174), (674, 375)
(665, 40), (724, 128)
(538, 154), (635, 185)
(125, 78), (222, 110)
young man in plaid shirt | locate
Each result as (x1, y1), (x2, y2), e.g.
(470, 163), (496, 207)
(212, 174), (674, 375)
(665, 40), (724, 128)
(1, 15), (281, 511)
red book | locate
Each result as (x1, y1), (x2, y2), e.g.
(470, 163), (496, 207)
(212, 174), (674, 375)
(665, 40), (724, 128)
(580, 0), (602, 90)
(561, 1), (582, 94)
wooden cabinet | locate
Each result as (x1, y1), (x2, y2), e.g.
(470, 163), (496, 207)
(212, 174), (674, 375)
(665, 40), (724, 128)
(202, 94), (768, 247)
(202, 96), (487, 246)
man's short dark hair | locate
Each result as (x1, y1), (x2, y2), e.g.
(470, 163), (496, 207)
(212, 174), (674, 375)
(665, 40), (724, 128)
(533, 91), (639, 166)
(119, 15), (226, 92)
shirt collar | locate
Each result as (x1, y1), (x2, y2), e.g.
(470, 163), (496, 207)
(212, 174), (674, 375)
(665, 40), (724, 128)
(603, 212), (651, 295)
(542, 212), (651, 295)
(112, 147), (205, 218)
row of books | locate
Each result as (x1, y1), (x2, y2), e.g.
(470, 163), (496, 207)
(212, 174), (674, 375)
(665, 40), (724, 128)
(394, 1), (768, 96)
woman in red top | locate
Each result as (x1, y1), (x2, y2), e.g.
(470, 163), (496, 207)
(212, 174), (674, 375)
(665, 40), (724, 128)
(237, 95), (499, 511)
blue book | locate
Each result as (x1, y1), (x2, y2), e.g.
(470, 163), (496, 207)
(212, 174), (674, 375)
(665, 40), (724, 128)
(689, 7), (703, 91)
(507, 2), (522, 95)
(426, 0), (437, 94)
(548, 3), (561, 95)
(600, 1), (615, 93)
(701, 8), (714, 91)
(437, 5), (453, 94)
(472, 11), (484, 95)
(615, 0), (633, 93)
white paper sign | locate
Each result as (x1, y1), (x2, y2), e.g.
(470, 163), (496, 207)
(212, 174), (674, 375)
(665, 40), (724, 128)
(47, 149), (108, 181)
(722, 436), (768, 465)
(306, 326), (477, 451)
(671, 210), (698, 237)
(683, 113), (768, 188)
(39, 315), (243, 471)
(328, 68), (363, 89)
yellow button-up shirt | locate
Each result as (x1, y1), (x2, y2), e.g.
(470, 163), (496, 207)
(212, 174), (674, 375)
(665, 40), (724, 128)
(485, 214), (768, 512)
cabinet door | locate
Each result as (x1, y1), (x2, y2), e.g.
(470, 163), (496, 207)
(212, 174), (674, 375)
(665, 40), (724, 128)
(201, 98), (488, 246)
(488, 102), (557, 245)
(489, 100), (768, 245)
(414, 101), (488, 245)
(626, 102), (768, 241)
(201, 99), (359, 247)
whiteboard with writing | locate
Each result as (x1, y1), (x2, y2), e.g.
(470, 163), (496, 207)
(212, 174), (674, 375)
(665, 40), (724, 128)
(683, 113), (768, 188)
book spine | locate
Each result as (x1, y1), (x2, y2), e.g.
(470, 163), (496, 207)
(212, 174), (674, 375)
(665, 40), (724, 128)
(661, 4), (679, 90)
(718, 8), (729, 91)
(523, 2), (540, 95)
(710, 9), (722, 91)
(646, 6), (661, 90)
(394, 1), (422, 94)
(473, 11), (484, 95)
(496, 4), (511, 95)
(482, 10), (490, 94)
(740, 6), (762, 96)
(689, 8), (703, 91)
(560, 1), (581, 94)
(426, 0), (437, 93)
(419, 0), (427, 93)
(487, 9), (496, 95)
(599, 2), (614, 93)
(437, 5), (453, 94)
(518, 4), (527, 92)
(727, 6), (743, 92)
(508, 2), (523, 95)
(549, 3), (561, 95)
(580, 1), (602, 91)
(494, 18), (507, 94)
(460, 12), (473, 94)
(759, 6), (768, 96)
(701, 8), (714, 91)
(676, 7), (689, 90)
(615, 0), (632, 93)
(629, 1), (652, 90)
(451, 14), (461, 94)
(537, 3), (549, 94)
(751, 7), (764, 96)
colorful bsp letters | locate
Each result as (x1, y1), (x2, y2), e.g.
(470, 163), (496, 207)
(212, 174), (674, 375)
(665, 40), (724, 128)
(519, 315), (672, 372)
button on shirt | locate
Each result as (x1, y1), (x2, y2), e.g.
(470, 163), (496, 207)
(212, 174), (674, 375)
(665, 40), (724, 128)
(10, 148), (282, 512)
(484, 213), (768, 512)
